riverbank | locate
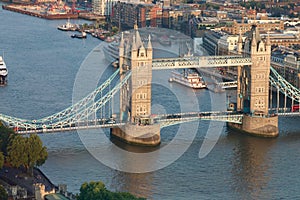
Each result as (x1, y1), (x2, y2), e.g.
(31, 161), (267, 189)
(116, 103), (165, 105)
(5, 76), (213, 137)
(2, 4), (78, 20)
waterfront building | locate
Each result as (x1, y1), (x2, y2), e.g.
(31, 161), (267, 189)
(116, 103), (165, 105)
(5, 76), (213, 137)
(92, 0), (112, 15)
(202, 30), (225, 55)
(111, 2), (162, 29)
(223, 19), (284, 35)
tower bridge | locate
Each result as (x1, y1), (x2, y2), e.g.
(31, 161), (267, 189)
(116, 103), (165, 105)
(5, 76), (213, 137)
(0, 25), (300, 146)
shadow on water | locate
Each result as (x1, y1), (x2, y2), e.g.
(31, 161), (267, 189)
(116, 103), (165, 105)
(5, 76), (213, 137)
(110, 135), (160, 153)
(110, 170), (154, 199)
(226, 129), (277, 199)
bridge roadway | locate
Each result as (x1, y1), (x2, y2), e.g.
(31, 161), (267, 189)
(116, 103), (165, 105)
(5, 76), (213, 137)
(15, 111), (244, 134)
(152, 55), (252, 70)
(12, 109), (300, 134)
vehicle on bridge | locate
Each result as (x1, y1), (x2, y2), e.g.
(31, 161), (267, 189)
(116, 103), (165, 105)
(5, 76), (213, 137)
(292, 105), (300, 112)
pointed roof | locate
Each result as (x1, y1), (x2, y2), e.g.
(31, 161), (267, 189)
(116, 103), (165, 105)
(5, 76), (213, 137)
(266, 31), (271, 46)
(147, 34), (152, 50)
(119, 32), (124, 48)
(132, 35), (137, 51)
(245, 25), (262, 47)
(251, 30), (257, 47)
(238, 29), (243, 43)
(135, 28), (143, 48)
(254, 25), (261, 42)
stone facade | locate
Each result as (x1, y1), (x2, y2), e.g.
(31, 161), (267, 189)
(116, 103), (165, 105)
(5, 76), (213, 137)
(130, 27), (153, 123)
(234, 25), (279, 137)
(223, 20), (284, 35)
(229, 115), (278, 137)
(114, 25), (161, 146)
(237, 25), (271, 115)
(111, 124), (161, 146)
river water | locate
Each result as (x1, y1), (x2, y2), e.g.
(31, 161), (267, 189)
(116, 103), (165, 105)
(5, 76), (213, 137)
(1, 4), (300, 199)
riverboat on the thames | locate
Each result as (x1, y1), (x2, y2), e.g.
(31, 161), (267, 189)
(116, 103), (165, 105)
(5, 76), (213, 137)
(169, 69), (207, 89)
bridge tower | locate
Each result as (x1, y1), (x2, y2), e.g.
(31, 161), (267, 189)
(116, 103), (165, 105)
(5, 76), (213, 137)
(111, 25), (161, 146)
(231, 25), (278, 137)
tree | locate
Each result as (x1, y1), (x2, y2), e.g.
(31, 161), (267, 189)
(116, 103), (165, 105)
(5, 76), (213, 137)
(7, 134), (48, 175)
(77, 181), (146, 200)
(0, 152), (4, 169)
(0, 185), (8, 200)
(111, 26), (119, 34)
(0, 125), (15, 155)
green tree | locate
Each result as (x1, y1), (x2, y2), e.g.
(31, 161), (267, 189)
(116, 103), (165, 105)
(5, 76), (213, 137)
(0, 125), (15, 155)
(0, 152), (4, 169)
(111, 26), (118, 34)
(0, 185), (8, 200)
(77, 181), (146, 200)
(7, 134), (48, 175)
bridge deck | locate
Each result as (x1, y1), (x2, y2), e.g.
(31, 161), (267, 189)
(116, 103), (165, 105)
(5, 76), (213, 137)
(152, 55), (252, 70)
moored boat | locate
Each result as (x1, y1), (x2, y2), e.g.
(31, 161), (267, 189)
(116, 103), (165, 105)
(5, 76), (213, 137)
(57, 18), (77, 31)
(71, 31), (87, 39)
(0, 56), (8, 85)
(169, 69), (206, 89)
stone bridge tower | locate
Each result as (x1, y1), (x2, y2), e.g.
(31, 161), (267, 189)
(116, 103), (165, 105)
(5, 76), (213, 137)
(111, 25), (160, 146)
(232, 25), (278, 137)
(130, 26), (153, 123)
(119, 24), (153, 123)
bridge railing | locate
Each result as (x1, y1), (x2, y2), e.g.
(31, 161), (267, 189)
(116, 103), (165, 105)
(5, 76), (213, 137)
(270, 66), (300, 103)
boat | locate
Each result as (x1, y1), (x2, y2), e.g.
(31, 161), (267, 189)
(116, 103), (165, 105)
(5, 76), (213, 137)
(71, 31), (87, 39)
(103, 40), (119, 62)
(0, 56), (8, 85)
(169, 69), (207, 89)
(57, 18), (77, 31)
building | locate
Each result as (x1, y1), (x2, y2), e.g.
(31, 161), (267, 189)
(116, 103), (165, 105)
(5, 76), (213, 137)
(93, 0), (110, 16)
(271, 46), (300, 88)
(223, 20), (284, 35)
(111, 2), (162, 29)
(202, 30), (227, 55)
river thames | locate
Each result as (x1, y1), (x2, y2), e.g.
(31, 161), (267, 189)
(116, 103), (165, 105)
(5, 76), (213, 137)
(1, 4), (300, 199)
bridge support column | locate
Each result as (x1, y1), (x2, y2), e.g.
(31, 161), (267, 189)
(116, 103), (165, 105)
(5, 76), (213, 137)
(228, 114), (278, 137)
(111, 123), (161, 146)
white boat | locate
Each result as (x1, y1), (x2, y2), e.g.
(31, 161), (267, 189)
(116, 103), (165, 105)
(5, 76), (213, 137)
(0, 56), (8, 85)
(169, 69), (207, 89)
(57, 19), (77, 31)
(71, 31), (87, 39)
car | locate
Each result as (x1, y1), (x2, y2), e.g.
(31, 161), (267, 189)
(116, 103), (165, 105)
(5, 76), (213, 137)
(106, 118), (116, 124)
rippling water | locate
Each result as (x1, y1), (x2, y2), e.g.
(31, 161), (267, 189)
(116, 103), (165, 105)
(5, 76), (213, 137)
(1, 4), (300, 199)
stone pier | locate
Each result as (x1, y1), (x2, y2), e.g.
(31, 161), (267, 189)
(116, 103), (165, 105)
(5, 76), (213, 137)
(111, 124), (161, 146)
(228, 114), (278, 137)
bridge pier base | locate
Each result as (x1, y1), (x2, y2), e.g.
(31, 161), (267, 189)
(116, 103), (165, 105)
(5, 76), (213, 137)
(228, 114), (279, 137)
(110, 124), (161, 146)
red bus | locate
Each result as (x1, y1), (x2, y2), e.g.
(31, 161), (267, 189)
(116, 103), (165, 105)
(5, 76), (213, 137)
(292, 105), (300, 112)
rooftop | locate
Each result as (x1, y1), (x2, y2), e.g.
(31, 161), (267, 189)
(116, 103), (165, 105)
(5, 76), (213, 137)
(45, 193), (69, 200)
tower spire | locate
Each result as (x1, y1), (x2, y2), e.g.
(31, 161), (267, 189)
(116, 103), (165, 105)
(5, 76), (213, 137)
(251, 29), (257, 47)
(266, 30), (271, 46)
(238, 29), (243, 44)
(132, 35), (137, 51)
(147, 34), (152, 50)
(120, 32), (124, 47)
